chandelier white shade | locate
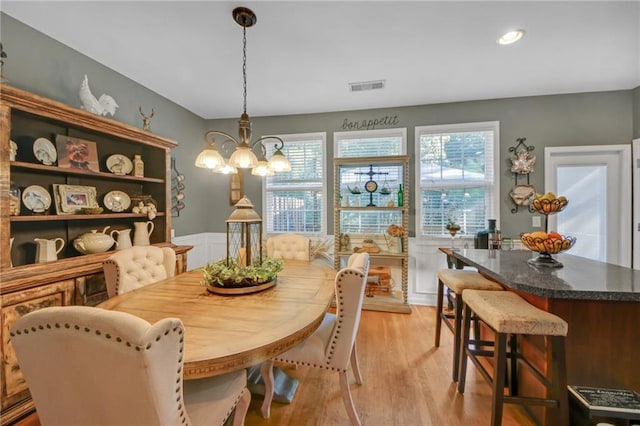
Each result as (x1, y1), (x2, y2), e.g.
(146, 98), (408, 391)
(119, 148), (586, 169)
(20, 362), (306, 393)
(194, 143), (224, 169)
(194, 7), (290, 176)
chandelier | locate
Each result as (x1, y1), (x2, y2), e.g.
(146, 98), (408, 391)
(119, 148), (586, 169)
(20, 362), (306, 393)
(195, 7), (291, 176)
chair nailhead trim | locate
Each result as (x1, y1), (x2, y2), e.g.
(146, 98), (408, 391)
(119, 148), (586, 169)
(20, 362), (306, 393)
(11, 320), (187, 422)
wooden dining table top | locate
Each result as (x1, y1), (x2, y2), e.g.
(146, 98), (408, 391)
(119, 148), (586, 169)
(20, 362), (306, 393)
(98, 260), (336, 379)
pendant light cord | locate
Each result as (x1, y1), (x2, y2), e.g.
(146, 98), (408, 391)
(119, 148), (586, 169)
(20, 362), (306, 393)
(242, 26), (247, 115)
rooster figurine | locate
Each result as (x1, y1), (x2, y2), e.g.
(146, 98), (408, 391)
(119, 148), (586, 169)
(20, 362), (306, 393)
(79, 74), (119, 116)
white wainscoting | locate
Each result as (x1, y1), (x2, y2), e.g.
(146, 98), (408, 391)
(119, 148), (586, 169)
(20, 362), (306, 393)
(408, 237), (474, 306)
(172, 232), (226, 271)
(172, 232), (471, 306)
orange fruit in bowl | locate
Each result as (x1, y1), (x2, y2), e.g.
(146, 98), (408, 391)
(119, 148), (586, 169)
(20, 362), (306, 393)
(548, 232), (562, 240)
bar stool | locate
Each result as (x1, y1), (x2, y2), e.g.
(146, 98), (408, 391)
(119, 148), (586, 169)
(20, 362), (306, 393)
(434, 268), (503, 381)
(457, 289), (569, 426)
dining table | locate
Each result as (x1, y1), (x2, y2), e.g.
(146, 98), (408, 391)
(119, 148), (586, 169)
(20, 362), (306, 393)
(98, 260), (336, 380)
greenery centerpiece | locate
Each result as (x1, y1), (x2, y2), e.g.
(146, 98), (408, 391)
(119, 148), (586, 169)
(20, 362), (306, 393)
(202, 256), (283, 295)
(202, 256), (283, 289)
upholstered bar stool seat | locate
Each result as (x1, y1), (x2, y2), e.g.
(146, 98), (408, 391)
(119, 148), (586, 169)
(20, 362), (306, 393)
(458, 289), (569, 426)
(435, 268), (503, 381)
(463, 290), (568, 336)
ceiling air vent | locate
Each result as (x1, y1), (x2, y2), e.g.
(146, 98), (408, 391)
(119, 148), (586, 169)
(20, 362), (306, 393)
(349, 79), (386, 92)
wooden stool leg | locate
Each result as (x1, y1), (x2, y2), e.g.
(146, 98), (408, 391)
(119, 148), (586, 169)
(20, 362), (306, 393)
(434, 279), (444, 347)
(508, 334), (518, 396)
(491, 333), (508, 426)
(452, 293), (464, 382)
(550, 335), (569, 426)
(472, 316), (481, 342)
(457, 304), (472, 394)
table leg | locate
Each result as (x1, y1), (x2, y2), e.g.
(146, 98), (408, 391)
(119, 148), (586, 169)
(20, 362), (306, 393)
(247, 364), (299, 404)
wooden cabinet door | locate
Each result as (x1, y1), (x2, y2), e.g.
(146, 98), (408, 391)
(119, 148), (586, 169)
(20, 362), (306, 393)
(1, 280), (74, 424)
(75, 273), (108, 306)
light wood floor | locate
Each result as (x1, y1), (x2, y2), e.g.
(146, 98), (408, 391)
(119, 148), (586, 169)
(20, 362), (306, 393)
(244, 305), (535, 426)
(16, 306), (536, 426)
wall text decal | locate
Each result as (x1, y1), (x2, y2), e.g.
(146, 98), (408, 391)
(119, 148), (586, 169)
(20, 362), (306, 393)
(341, 115), (399, 131)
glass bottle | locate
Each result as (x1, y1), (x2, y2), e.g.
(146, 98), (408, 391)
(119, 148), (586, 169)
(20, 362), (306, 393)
(133, 154), (144, 177)
(397, 184), (404, 207)
(9, 181), (20, 216)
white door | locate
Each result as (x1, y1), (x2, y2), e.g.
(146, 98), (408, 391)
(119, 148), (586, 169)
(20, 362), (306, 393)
(545, 145), (631, 267)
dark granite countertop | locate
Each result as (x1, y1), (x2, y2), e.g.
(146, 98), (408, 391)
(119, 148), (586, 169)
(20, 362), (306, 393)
(450, 249), (640, 301)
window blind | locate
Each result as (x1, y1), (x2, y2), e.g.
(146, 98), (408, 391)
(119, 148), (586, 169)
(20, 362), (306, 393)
(334, 128), (406, 158)
(416, 122), (499, 237)
(264, 133), (326, 235)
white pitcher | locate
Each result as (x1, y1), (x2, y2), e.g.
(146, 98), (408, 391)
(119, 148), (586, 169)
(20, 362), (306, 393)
(133, 221), (154, 246)
(111, 228), (133, 251)
(34, 237), (65, 263)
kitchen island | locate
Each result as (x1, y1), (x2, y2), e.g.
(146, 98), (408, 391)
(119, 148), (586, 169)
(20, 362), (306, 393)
(443, 248), (639, 422)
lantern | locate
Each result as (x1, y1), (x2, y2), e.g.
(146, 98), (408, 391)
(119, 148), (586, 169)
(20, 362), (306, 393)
(226, 196), (263, 267)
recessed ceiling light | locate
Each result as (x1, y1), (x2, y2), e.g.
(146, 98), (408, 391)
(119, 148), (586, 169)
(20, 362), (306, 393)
(498, 29), (525, 45)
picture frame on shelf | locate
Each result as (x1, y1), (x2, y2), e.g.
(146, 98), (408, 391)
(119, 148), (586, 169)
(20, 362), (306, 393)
(53, 184), (99, 214)
(55, 135), (100, 172)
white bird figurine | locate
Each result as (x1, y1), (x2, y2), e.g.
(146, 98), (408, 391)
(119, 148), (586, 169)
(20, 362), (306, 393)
(79, 74), (119, 116)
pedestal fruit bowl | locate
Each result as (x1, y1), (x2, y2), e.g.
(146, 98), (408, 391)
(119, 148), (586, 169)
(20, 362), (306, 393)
(521, 231), (576, 268)
(522, 192), (576, 268)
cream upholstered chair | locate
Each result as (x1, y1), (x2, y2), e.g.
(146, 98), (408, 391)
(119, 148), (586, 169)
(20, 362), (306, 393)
(265, 234), (311, 261)
(10, 306), (250, 426)
(103, 246), (176, 298)
(260, 252), (370, 426)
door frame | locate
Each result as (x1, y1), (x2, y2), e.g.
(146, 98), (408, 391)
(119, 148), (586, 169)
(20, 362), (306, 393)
(633, 139), (640, 269)
(545, 144), (632, 267)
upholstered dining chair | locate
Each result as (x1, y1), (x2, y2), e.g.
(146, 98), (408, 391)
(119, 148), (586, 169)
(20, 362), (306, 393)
(265, 234), (311, 261)
(103, 246), (176, 298)
(10, 306), (250, 426)
(260, 252), (370, 426)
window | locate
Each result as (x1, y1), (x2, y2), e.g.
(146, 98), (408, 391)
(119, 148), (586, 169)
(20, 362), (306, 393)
(263, 132), (326, 235)
(334, 128), (406, 158)
(415, 121), (499, 238)
(334, 128), (407, 234)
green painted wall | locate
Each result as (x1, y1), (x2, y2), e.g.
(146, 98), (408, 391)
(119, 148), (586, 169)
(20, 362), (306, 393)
(207, 90), (634, 239)
(0, 13), (230, 237)
(2, 12), (637, 239)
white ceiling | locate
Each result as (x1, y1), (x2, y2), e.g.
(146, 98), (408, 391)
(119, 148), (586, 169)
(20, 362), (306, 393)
(2, 1), (639, 119)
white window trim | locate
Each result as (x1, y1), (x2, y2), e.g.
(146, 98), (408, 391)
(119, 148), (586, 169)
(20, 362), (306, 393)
(414, 121), (500, 241)
(333, 127), (407, 156)
(261, 131), (327, 236)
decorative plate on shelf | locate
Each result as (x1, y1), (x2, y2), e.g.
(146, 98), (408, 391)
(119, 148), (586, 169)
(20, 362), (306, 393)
(33, 137), (57, 165)
(22, 185), (52, 213)
(104, 190), (131, 212)
(106, 154), (133, 175)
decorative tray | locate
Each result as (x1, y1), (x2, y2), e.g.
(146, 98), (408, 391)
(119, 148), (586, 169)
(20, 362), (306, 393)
(205, 279), (277, 295)
(104, 190), (131, 212)
(106, 154), (133, 175)
(33, 137), (57, 165)
(22, 185), (51, 213)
